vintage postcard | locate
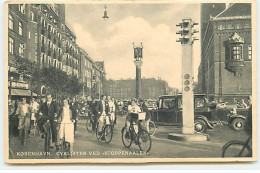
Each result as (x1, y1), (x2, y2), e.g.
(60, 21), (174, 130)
(4, 0), (257, 164)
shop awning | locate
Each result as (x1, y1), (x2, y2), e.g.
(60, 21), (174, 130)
(11, 88), (37, 97)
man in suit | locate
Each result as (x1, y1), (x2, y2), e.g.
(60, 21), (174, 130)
(38, 94), (59, 149)
(70, 97), (79, 133)
(95, 95), (109, 133)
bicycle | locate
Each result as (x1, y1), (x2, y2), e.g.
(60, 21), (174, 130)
(29, 118), (40, 142)
(43, 120), (51, 153)
(222, 137), (252, 157)
(96, 114), (113, 143)
(86, 113), (94, 132)
(148, 120), (156, 136)
(18, 115), (30, 147)
(121, 112), (152, 153)
(59, 121), (74, 159)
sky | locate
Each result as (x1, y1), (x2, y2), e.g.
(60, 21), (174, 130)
(65, 3), (201, 89)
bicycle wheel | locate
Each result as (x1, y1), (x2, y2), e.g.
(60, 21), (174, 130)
(95, 122), (102, 140)
(222, 140), (252, 157)
(86, 120), (93, 132)
(121, 127), (133, 148)
(104, 125), (113, 143)
(59, 138), (65, 159)
(138, 129), (152, 153)
(148, 121), (156, 136)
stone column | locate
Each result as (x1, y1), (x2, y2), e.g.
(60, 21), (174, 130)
(134, 60), (142, 99)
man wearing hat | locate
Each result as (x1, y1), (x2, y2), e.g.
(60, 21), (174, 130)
(139, 98), (151, 133)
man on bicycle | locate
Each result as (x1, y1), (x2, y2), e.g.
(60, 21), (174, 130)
(16, 98), (31, 139)
(38, 94), (59, 150)
(139, 99), (151, 133)
(95, 95), (109, 137)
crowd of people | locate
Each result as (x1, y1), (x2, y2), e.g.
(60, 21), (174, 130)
(8, 94), (152, 154)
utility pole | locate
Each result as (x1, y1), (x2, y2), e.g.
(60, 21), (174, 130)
(176, 18), (199, 134)
(133, 43), (143, 99)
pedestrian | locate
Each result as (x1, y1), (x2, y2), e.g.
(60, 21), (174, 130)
(112, 97), (118, 124)
(86, 96), (95, 131)
(30, 98), (39, 127)
(57, 98), (75, 154)
(70, 97), (79, 133)
(38, 94), (60, 150)
(16, 98), (31, 139)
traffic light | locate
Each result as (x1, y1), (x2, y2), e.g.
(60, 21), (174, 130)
(176, 18), (199, 45)
(183, 74), (192, 92)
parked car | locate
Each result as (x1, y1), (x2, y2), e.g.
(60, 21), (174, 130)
(226, 108), (246, 131)
(150, 94), (215, 133)
(146, 100), (158, 110)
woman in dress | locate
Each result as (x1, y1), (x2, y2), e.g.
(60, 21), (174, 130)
(107, 96), (116, 125)
(58, 98), (75, 154)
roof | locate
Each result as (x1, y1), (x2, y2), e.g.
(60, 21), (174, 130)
(215, 3), (251, 18)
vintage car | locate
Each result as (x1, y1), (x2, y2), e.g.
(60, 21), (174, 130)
(150, 94), (249, 133)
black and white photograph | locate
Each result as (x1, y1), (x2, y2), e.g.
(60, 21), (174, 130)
(4, 0), (256, 163)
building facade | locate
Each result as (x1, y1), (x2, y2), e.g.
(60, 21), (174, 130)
(8, 3), (105, 99)
(104, 78), (171, 100)
(198, 3), (252, 103)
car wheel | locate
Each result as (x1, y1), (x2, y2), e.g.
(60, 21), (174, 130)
(194, 119), (207, 133)
(231, 118), (245, 131)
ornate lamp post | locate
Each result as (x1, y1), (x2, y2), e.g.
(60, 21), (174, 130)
(133, 43), (143, 99)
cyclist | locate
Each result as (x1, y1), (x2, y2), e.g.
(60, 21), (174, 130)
(16, 98), (31, 139)
(38, 94), (59, 150)
(125, 99), (142, 135)
(107, 96), (115, 125)
(58, 98), (75, 154)
(139, 99), (151, 133)
(95, 95), (109, 138)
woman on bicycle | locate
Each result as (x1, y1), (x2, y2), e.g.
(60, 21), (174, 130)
(107, 96), (116, 125)
(57, 98), (75, 153)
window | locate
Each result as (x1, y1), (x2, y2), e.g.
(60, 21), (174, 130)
(28, 31), (31, 39)
(244, 21), (251, 28)
(8, 14), (13, 30)
(35, 33), (38, 43)
(19, 4), (25, 14)
(161, 98), (176, 109)
(218, 23), (225, 30)
(35, 51), (37, 63)
(226, 22), (234, 29)
(235, 23), (241, 29)
(230, 46), (243, 60)
(19, 22), (23, 36)
(19, 44), (24, 57)
(8, 37), (14, 54)
(248, 45), (252, 60)
(195, 98), (205, 109)
(31, 12), (35, 21)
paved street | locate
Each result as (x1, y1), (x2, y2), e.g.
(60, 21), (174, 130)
(9, 115), (248, 160)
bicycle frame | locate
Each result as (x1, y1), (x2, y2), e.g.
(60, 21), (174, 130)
(238, 137), (251, 156)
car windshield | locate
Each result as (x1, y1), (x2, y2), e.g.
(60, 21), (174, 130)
(161, 98), (176, 109)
